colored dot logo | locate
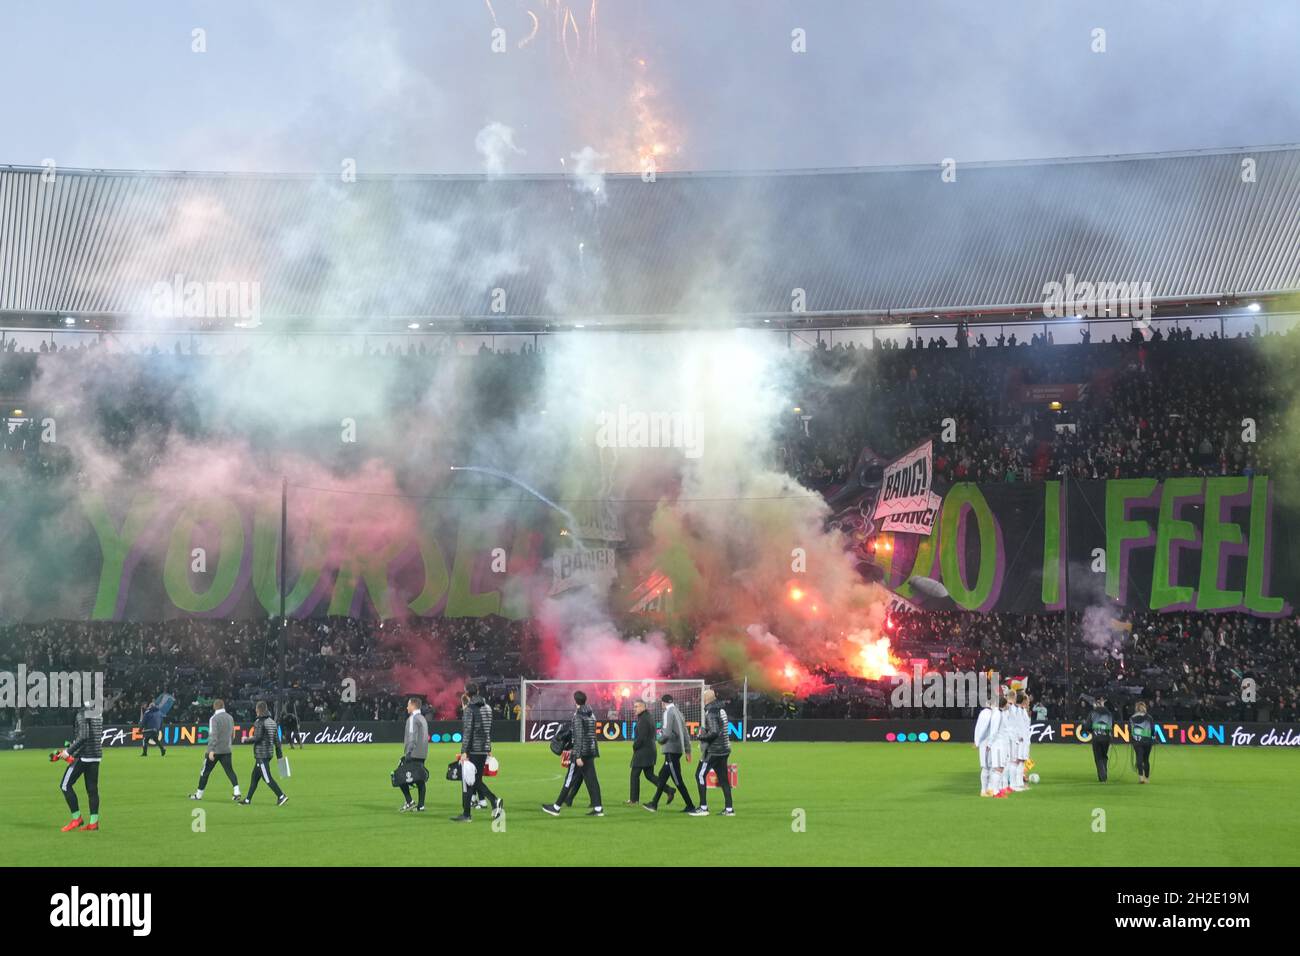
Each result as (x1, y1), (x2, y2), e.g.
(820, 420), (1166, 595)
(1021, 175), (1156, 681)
(429, 733), (465, 743)
(885, 730), (952, 742)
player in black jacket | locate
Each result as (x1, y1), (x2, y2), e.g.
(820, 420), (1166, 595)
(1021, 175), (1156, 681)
(56, 701), (103, 831)
(628, 699), (674, 805)
(451, 684), (503, 822)
(542, 691), (603, 817)
(690, 688), (734, 816)
(240, 701), (288, 806)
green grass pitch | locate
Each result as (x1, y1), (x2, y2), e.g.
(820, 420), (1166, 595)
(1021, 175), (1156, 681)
(2, 742), (1297, 866)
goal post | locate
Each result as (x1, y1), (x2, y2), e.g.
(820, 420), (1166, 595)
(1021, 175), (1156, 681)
(519, 679), (706, 743)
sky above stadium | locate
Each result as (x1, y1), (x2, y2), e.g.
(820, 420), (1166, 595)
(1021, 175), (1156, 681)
(1, 0), (1298, 175)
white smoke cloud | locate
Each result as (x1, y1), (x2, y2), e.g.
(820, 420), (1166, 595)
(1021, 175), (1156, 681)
(567, 146), (607, 202)
(475, 122), (525, 176)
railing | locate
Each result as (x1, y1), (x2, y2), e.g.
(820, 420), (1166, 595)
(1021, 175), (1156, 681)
(2, 309), (1297, 356)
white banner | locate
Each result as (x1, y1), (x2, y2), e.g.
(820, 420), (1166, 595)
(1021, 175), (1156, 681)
(569, 499), (625, 542)
(887, 592), (921, 616)
(881, 491), (943, 535)
(873, 440), (933, 521)
(550, 547), (618, 596)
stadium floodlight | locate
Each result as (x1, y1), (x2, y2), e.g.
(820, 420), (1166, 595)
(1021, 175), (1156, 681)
(519, 678), (705, 743)
(1248, 302), (1261, 312)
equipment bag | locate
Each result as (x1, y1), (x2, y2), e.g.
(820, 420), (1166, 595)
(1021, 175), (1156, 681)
(549, 725), (573, 755)
(390, 758), (429, 788)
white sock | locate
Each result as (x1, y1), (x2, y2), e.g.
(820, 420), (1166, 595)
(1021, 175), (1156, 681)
(980, 769), (989, 793)
(995, 769), (1005, 790)
(233, 786), (240, 796)
(195, 789), (204, 797)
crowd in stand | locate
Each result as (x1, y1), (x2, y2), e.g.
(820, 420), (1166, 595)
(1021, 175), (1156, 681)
(3, 606), (1297, 729)
(0, 615), (538, 729)
(1, 321), (1292, 487)
(780, 326), (1284, 490)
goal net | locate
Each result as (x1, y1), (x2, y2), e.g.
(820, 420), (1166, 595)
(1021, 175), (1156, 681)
(519, 679), (705, 744)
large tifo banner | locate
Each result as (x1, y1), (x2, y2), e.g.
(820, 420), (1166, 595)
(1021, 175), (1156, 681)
(0, 485), (553, 621)
(867, 476), (1297, 616)
(0, 476), (1296, 620)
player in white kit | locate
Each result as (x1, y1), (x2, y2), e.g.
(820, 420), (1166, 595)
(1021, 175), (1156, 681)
(1021, 693), (1035, 782)
(1003, 691), (1024, 790)
(973, 696), (1005, 797)
(993, 695), (1015, 796)
(1007, 693), (1029, 791)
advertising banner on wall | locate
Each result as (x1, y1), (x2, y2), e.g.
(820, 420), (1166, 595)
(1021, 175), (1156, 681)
(14, 718), (1299, 749)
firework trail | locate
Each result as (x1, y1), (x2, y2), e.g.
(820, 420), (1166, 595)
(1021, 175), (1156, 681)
(449, 465), (587, 549)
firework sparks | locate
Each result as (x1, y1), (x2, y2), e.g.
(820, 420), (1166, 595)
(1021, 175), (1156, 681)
(519, 9), (540, 48)
(483, 2), (681, 173)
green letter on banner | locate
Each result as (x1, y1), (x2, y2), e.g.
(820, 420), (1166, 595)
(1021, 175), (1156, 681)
(1151, 477), (1202, 609)
(252, 503), (328, 617)
(85, 493), (158, 620)
(894, 527), (938, 601)
(938, 484), (999, 610)
(1245, 477), (1285, 615)
(1197, 476), (1248, 610)
(1105, 479), (1158, 602)
(163, 498), (245, 613)
(445, 523), (501, 617)
(1042, 481), (1062, 606)
(329, 536), (403, 619)
(408, 530), (450, 616)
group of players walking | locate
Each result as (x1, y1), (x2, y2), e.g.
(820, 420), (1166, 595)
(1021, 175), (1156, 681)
(187, 699), (289, 806)
(538, 686), (735, 818)
(54, 686), (738, 830)
(53, 696), (289, 832)
(386, 682), (736, 823)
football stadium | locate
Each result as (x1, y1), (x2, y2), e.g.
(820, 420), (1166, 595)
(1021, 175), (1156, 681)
(0, 1), (1297, 930)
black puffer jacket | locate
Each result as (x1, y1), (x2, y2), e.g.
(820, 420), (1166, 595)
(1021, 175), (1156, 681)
(460, 697), (493, 755)
(699, 701), (730, 759)
(570, 705), (600, 759)
(251, 716), (282, 761)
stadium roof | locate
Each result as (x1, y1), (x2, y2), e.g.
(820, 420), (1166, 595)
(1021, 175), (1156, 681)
(2, 145), (1298, 325)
